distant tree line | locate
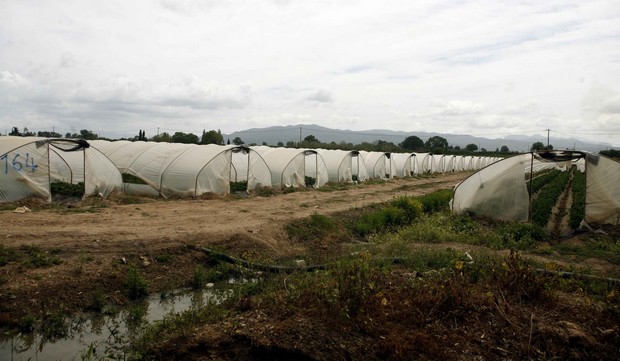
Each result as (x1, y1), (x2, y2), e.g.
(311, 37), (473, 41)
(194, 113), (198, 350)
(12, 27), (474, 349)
(600, 149), (620, 159)
(3, 126), (521, 156)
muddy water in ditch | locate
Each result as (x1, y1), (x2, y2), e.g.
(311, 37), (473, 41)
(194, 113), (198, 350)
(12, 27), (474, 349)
(0, 287), (231, 360)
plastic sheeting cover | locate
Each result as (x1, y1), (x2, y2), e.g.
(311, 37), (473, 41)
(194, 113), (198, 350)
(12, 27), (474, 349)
(452, 154), (530, 221)
(0, 137), (51, 202)
(0, 137), (121, 202)
(586, 155), (620, 225)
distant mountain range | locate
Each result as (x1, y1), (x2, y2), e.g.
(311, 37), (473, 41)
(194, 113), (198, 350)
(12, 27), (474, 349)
(225, 124), (615, 153)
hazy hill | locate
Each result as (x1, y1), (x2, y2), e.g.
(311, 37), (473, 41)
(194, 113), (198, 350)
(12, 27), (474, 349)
(225, 124), (614, 153)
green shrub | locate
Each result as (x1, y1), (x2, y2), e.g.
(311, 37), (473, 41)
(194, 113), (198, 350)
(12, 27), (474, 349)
(353, 197), (423, 237)
(287, 213), (342, 242)
(20, 245), (62, 268)
(88, 289), (106, 312)
(18, 314), (36, 333)
(528, 169), (561, 195)
(313, 252), (376, 320)
(531, 170), (570, 227)
(121, 173), (147, 185)
(0, 244), (17, 266)
(495, 222), (548, 250)
(569, 167), (586, 229)
(230, 181), (248, 193)
(391, 197), (423, 223)
(40, 312), (68, 341)
(417, 189), (453, 213)
(125, 266), (149, 300)
(192, 265), (207, 289)
(155, 253), (172, 264)
(50, 181), (84, 197)
(491, 251), (548, 303)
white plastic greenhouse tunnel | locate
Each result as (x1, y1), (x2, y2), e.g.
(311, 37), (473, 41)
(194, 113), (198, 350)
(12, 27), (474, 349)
(392, 153), (419, 177)
(415, 153), (433, 173)
(360, 151), (395, 180)
(90, 140), (272, 197)
(250, 146), (328, 188)
(315, 149), (368, 183)
(451, 150), (620, 226)
(0, 137), (122, 203)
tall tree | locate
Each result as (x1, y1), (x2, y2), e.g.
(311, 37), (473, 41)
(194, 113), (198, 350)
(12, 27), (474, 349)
(500, 145), (509, 152)
(201, 129), (223, 145)
(79, 129), (98, 140)
(232, 137), (244, 145)
(9, 127), (21, 136)
(172, 131), (199, 144)
(531, 142), (545, 151)
(151, 132), (172, 142)
(465, 143), (478, 152)
(303, 135), (319, 143)
(425, 136), (449, 152)
(38, 131), (62, 138)
(399, 135), (425, 151)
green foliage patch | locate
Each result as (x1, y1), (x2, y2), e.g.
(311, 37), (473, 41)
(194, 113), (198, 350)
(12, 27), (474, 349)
(50, 181), (84, 197)
(528, 169), (561, 195)
(287, 213), (346, 243)
(353, 197), (423, 237)
(124, 266), (149, 300)
(416, 189), (453, 213)
(230, 181), (248, 193)
(0, 244), (18, 266)
(569, 167), (586, 229)
(121, 173), (147, 185)
(531, 170), (570, 227)
(20, 245), (62, 268)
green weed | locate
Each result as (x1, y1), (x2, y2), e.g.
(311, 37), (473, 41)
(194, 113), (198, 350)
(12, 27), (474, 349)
(124, 266), (149, 300)
(20, 245), (62, 268)
(50, 181), (84, 197)
(124, 303), (148, 330)
(18, 314), (36, 333)
(353, 197), (423, 237)
(0, 244), (18, 266)
(192, 265), (207, 289)
(88, 289), (106, 313)
(416, 189), (453, 213)
(286, 213), (345, 243)
(39, 311), (68, 341)
(155, 253), (172, 264)
(230, 181), (248, 193)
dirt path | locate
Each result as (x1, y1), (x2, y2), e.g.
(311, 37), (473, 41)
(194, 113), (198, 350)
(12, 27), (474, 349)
(548, 170), (574, 237)
(0, 173), (468, 321)
(3, 173), (466, 255)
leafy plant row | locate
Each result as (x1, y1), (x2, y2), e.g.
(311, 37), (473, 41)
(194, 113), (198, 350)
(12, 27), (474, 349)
(353, 190), (453, 237)
(569, 167), (586, 229)
(528, 169), (561, 195)
(50, 181), (84, 197)
(531, 170), (570, 227)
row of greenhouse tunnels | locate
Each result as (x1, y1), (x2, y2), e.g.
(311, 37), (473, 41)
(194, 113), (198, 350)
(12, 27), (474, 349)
(2, 137), (618, 229)
(0, 137), (499, 202)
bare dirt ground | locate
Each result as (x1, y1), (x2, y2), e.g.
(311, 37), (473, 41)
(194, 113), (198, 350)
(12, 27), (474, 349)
(3, 171), (620, 360)
(0, 173), (468, 322)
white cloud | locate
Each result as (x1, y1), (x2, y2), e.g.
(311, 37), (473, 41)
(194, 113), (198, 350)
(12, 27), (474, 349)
(415, 99), (485, 117)
(305, 89), (333, 103)
(0, 70), (29, 88)
(0, 0), (618, 146)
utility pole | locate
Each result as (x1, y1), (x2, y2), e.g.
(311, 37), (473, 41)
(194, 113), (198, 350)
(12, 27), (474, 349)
(157, 127), (160, 136)
(547, 129), (550, 148)
(299, 126), (302, 147)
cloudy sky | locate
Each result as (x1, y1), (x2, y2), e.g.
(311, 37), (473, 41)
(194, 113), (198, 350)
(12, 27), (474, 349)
(1, 0), (619, 146)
